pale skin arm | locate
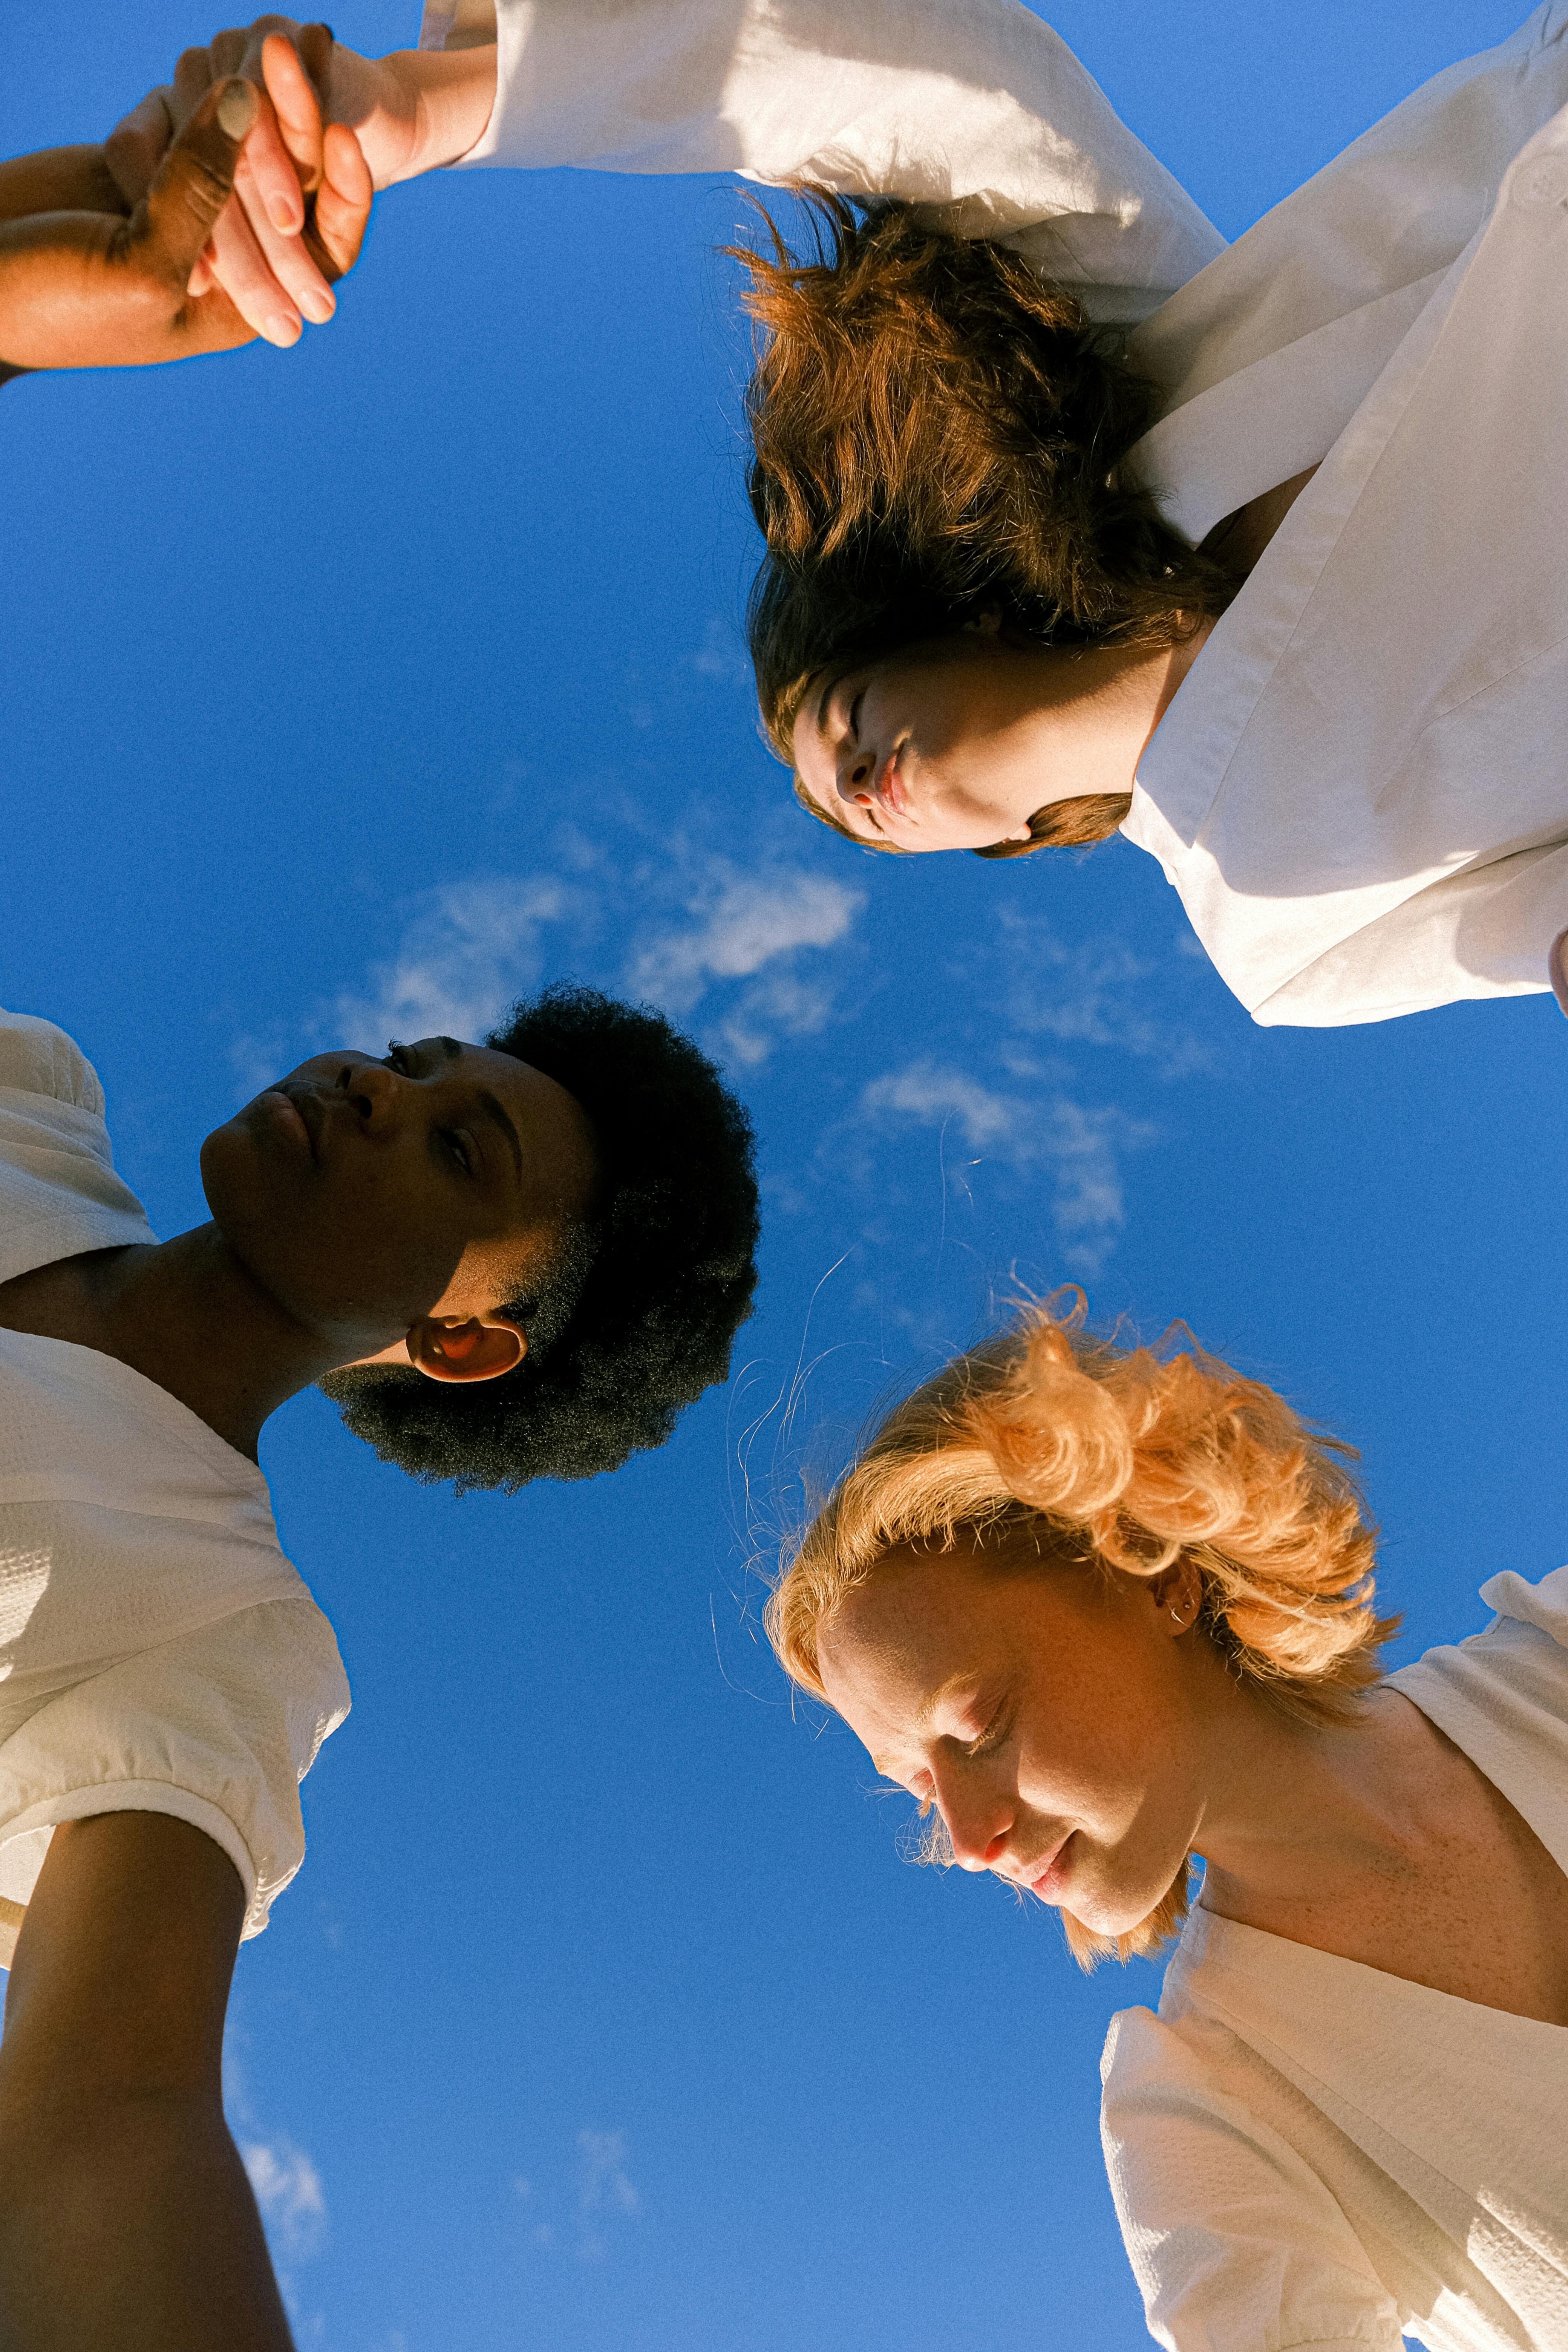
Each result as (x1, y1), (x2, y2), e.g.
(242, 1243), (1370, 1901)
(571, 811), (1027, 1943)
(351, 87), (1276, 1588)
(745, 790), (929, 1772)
(0, 1812), (294, 2352)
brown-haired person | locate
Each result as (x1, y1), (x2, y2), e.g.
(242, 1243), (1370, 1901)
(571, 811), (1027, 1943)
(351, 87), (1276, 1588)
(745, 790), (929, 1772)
(117, 1), (1568, 1029)
(768, 1296), (1568, 2352)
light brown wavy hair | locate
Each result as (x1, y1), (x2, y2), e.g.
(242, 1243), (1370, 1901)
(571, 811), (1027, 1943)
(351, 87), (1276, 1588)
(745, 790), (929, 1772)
(732, 196), (1238, 859)
(766, 1295), (1393, 1967)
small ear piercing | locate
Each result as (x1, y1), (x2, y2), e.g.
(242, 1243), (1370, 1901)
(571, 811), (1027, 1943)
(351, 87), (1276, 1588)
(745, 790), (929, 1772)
(1170, 1604), (1187, 1622)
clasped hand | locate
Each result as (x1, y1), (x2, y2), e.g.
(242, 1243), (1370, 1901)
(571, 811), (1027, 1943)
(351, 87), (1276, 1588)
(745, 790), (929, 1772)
(0, 22), (374, 375)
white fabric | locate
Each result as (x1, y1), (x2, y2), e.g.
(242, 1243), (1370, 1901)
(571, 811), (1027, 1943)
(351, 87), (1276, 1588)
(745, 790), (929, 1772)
(0, 1010), (349, 1961)
(430, 0), (1222, 323)
(420, 0), (1568, 1029)
(1101, 1566), (1568, 2352)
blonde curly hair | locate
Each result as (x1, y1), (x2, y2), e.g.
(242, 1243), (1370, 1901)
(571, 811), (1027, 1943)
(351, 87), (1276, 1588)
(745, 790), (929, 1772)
(766, 1295), (1393, 1966)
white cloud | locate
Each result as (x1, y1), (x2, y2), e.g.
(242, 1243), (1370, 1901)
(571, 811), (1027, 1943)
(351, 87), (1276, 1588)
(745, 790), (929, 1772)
(856, 1056), (1156, 1274)
(243, 2136), (326, 2262)
(713, 970), (835, 1067)
(861, 1061), (1025, 1158)
(999, 911), (1220, 1081)
(575, 2129), (639, 2260)
(331, 874), (586, 1049)
(628, 869), (862, 1015)
(233, 847), (863, 1096)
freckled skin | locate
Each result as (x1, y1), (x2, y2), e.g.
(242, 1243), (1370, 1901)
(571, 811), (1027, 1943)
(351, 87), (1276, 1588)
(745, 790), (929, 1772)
(816, 1535), (1568, 2023)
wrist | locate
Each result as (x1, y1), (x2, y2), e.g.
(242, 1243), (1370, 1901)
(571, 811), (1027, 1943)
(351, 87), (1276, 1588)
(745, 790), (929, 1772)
(377, 45), (498, 181)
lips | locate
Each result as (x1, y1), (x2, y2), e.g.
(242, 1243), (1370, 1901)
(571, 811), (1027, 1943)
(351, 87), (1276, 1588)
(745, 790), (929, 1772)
(1023, 1833), (1075, 1903)
(874, 744), (911, 820)
(261, 1084), (324, 1164)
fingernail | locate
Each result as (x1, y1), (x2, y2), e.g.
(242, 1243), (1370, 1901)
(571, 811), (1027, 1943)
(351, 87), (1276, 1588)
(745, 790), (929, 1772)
(270, 197), (300, 233)
(301, 287), (335, 323)
(268, 314), (303, 348)
(216, 81), (257, 139)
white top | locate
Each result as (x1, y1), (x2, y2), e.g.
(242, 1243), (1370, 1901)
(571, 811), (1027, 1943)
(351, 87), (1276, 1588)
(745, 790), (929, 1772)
(0, 1010), (349, 1962)
(1101, 1566), (1568, 2352)
(423, 0), (1568, 1029)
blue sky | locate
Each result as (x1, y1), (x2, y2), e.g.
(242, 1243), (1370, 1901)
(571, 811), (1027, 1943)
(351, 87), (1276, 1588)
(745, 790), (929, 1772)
(2, 3), (1563, 2346)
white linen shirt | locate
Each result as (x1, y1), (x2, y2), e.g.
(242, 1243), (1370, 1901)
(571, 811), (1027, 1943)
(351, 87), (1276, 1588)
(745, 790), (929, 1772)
(1101, 1567), (1568, 2352)
(420, 0), (1568, 1027)
(0, 1009), (349, 1964)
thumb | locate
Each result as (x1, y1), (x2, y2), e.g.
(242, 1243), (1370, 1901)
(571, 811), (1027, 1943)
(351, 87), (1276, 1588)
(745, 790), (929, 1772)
(136, 77), (258, 284)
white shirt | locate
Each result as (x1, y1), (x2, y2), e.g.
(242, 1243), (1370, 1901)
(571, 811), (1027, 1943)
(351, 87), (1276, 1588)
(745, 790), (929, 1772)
(1101, 1566), (1568, 2352)
(0, 1010), (349, 1963)
(422, 0), (1568, 1027)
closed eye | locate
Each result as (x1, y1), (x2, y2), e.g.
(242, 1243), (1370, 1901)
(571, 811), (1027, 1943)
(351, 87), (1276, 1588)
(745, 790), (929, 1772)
(966, 1700), (1013, 1760)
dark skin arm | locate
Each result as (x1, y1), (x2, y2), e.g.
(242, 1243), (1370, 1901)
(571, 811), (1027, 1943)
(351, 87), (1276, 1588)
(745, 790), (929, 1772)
(0, 1812), (295, 2351)
(0, 75), (369, 381)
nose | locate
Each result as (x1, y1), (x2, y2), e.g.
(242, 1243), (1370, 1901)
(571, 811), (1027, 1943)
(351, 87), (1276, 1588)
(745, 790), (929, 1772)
(836, 743), (877, 808)
(338, 1057), (406, 1128)
(934, 1764), (1016, 1873)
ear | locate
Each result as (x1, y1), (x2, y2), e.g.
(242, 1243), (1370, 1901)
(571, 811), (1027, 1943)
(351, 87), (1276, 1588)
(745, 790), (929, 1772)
(1148, 1556), (1204, 1638)
(406, 1314), (527, 1386)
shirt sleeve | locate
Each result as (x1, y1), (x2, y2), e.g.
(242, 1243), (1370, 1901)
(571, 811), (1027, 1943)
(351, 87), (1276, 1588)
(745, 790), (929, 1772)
(0, 1596), (350, 1963)
(1100, 2008), (1407, 2352)
(422, 0), (1223, 322)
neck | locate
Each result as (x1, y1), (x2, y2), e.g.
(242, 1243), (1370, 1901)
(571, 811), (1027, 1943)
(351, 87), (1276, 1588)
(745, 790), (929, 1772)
(1006, 623), (1213, 822)
(1187, 1658), (1442, 1932)
(0, 1230), (358, 1462)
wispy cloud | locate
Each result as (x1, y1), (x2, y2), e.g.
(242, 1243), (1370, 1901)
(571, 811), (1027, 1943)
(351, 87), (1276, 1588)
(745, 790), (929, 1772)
(856, 1055), (1157, 1274)
(243, 2136), (327, 2262)
(331, 875), (589, 1049)
(231, 851), (864, 1095)
(508, 2128), (641, 2262)
(998, 908), (1221, 1081)
(628, 868), (862, 1015)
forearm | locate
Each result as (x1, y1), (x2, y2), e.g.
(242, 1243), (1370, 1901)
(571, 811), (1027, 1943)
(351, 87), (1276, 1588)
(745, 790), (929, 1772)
(0, 145), (126, 225)
(0, 2085), (294, 2352)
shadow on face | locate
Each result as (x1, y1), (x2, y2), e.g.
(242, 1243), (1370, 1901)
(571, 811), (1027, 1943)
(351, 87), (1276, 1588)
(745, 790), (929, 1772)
(199, 1034), (599, 1365)
(791, 629), (1046, 853)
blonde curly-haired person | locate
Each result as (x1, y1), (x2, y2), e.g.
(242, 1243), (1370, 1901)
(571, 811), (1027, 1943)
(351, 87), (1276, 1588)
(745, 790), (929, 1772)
(768, 1299), (1568, 2352)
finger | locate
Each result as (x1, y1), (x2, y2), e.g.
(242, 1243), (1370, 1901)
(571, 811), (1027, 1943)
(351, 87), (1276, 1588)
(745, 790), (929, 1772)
(170, 45), (218, 129)
(104, 87), (177, 210)
(309, 121), (372, 282)
(237, 52), (314, 231)
(233, 139), (336, 319)
(137, 78), (260, 298)
(261, 31), (326, 194)
(205, 193), (303, 345)
(187, 234), (218, 297)
(210, 28), (250, 79)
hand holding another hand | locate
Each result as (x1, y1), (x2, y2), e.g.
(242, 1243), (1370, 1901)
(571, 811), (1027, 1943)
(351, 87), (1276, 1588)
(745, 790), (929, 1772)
(107, 22), (386, 349)
(0, 78), (369, 375)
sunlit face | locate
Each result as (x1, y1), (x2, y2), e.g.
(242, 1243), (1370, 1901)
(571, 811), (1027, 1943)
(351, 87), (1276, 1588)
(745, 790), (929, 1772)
(791, 632), (1053, 853)
(814, 1538), (1213, 1937)
(200, 1036), (599, 1368)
